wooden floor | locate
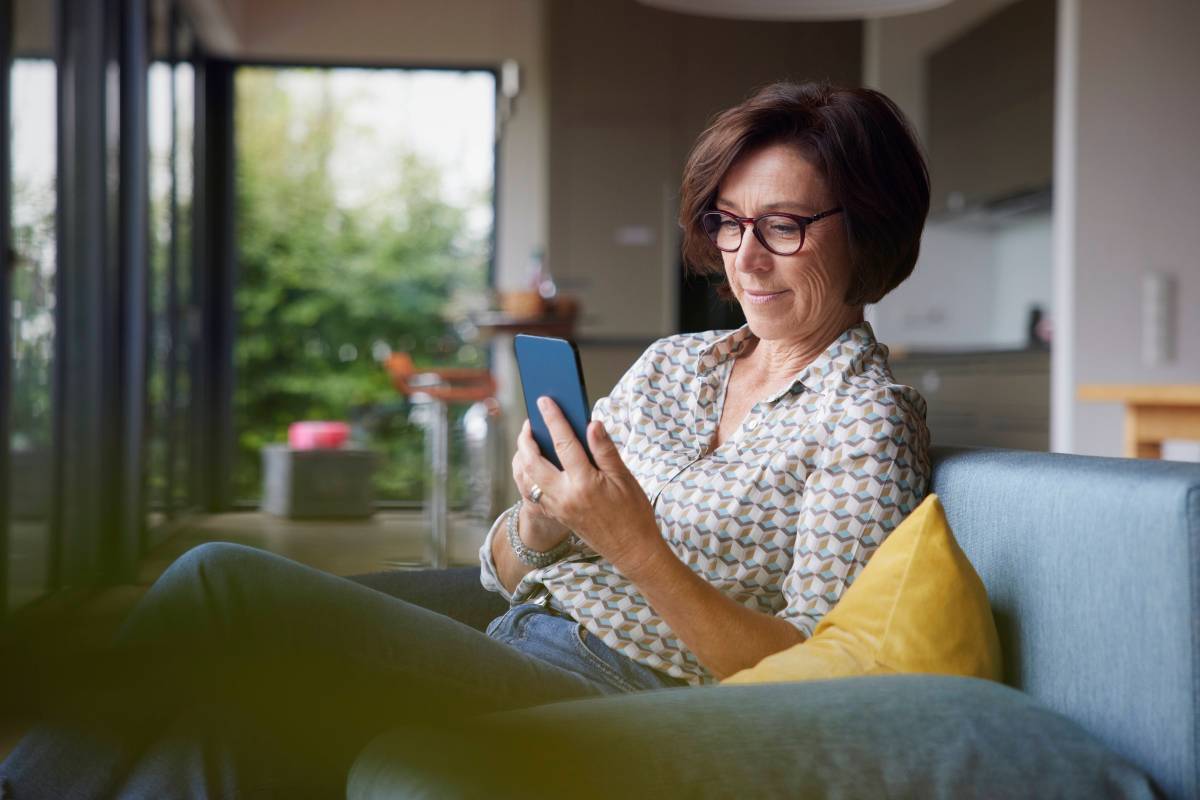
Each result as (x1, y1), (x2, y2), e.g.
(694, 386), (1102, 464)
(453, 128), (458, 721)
(139, 509), (489, 583)
(0, 510), (490, 763)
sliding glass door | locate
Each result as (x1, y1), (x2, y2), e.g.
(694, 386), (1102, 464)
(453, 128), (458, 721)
(2, 0), (207, 613)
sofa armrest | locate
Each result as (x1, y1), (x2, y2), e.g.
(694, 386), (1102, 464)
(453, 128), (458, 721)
(346, 567), (508, 633)
(930, 446), (1200, 798)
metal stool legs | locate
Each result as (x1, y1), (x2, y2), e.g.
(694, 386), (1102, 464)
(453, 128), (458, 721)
(410, 392), (449, 569)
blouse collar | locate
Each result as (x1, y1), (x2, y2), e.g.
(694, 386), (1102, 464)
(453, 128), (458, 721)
(697, 320), (883, 402)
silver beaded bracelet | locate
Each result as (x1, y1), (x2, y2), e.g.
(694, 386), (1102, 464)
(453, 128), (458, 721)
(506, 499), (577, 567)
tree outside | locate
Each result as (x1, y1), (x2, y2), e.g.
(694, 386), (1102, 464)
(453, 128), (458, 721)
(233, 67), (494, 503)
(8, 60), (57, 457)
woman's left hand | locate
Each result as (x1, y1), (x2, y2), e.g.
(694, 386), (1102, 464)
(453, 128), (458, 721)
(516, 396), (664, 574)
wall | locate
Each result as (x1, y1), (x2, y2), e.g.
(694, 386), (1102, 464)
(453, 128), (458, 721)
(868, 222), (999, 350)
(869, 209), (1052, 353)
(1061, 0), (1200, 457)
(13, 0), (53, 54)
(991, 212), (1052, 346)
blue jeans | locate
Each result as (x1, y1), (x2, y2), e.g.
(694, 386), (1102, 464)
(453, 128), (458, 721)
(486, 602), (687, 695)
(0, 543), (685, 798)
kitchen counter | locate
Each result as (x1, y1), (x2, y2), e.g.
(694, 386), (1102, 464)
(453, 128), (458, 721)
(887, 348), (1050, 451)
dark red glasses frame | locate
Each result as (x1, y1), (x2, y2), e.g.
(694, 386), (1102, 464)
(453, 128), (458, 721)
(703, 207), (844, 256)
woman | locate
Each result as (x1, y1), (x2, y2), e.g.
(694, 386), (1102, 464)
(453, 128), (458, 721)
(491, 80), (931, 687)
(1, 80), (930, 797)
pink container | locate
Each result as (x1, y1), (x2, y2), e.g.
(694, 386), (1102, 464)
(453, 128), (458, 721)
(288, 421), (350, 450)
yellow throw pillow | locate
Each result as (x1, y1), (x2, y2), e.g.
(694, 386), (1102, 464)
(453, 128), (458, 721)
(723, 494), (1002, 685)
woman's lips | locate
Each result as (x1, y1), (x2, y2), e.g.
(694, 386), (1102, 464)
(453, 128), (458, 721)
(743, 289), (790, 305)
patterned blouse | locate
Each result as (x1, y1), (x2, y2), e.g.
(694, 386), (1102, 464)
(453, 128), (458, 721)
(479, 321), (931, 686)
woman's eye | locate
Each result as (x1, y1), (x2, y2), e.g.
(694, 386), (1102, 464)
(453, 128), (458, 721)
(769, 222), (800, 235)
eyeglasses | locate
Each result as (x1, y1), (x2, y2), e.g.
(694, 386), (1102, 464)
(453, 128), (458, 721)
(701, 207), (843, 256)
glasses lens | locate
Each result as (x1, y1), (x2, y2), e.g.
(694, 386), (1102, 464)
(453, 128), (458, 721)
(758, 215), (804, 255)
(702, 212), (742, 251)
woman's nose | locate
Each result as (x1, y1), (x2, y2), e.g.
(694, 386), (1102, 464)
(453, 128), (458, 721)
(734, 226), (774, 272)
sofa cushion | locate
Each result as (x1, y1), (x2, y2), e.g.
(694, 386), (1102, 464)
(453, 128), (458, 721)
(347, 674), (1160, 799)
(724, 494), (1002, 685)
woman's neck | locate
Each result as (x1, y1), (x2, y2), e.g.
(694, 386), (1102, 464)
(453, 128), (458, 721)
(739, 308), (864, 387)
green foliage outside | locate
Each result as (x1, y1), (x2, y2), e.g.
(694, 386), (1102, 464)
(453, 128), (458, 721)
(233, 68), (491, 503)
(9, 62), (58, 457)
(8, 177), (55, 453)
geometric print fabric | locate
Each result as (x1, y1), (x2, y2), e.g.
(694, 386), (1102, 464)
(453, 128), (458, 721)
(480, 321), (930, 685)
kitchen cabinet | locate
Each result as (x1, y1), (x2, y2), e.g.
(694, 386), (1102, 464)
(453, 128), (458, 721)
(926, 0), (1055, 215)
(889, 348), (1050, 451)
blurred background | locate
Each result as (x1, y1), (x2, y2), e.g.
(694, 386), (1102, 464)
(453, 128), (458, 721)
(0, 0), (1197, 744)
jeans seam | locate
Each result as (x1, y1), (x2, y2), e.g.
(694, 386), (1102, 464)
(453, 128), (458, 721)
(504, 603), (537, 644)
(571, 623), (641, 693)
(517, 605), (535, 643)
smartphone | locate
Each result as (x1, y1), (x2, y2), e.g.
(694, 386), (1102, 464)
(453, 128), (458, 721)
(513, 334), (594, 470)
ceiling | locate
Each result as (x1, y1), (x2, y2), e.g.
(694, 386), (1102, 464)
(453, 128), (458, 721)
(634, 0), (954, 21)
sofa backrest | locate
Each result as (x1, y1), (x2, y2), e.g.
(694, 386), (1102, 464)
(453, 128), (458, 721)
(930, 446), (1200, 800)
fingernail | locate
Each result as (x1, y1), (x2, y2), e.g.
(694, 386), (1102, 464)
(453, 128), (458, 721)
(537, 397), (549, 410)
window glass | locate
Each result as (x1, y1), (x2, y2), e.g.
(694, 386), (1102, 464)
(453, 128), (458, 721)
(172, 21), (195, 511)
(7, 6), (57, 611)
(146, 2), (172, 524)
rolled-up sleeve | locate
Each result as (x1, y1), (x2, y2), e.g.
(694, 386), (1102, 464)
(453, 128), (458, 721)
(478, 508), (562, 606)
(478, 509), (516, 603)
(775, 385), (931, 638)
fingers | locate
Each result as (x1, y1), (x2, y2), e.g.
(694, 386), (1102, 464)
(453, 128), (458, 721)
(536, 397), (592, 474)
(586, 420), (624, 473)
(514, 420), (556, 509)
(511, 452), (528, 494)
(511, 457), (542, 511)
(517, 420), (554, 482)
(512, 427), (536, 494)
(516, 419), (543, 463)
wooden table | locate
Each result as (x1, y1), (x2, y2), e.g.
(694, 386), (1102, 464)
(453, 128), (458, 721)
(1077, 384), (1200, 458)
(469, 311), (579, 341)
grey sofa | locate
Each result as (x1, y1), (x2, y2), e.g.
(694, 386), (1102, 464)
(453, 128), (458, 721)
(347, 446), (1200, 798)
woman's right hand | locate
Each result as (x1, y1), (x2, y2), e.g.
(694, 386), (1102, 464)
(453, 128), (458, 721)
(511, 419), (573, 549)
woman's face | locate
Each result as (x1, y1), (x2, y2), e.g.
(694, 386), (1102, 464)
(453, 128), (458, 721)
(715, 142), (857, 344)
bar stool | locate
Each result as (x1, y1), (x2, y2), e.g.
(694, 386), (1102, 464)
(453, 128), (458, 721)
(385, 353), (497, 568)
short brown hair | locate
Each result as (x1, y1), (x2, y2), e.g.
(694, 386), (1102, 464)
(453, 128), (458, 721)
(679, 81), (930, 306)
